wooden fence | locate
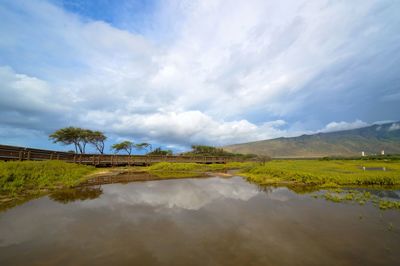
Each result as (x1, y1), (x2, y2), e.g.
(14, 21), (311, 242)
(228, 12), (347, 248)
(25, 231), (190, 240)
(0, 144), (238, 166)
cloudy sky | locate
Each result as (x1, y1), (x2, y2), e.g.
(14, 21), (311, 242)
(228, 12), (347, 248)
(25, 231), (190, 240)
(1, 0), (399, 152)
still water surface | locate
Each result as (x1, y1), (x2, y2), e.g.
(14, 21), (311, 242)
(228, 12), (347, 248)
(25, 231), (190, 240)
(0, 176), (399, 265)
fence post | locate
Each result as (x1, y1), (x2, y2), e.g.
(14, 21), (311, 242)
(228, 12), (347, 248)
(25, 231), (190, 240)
(19, 151), (23, 161)
(27, 151), (31, 161)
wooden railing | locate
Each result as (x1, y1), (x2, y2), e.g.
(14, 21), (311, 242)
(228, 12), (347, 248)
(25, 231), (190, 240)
(0, 144), (239, 166)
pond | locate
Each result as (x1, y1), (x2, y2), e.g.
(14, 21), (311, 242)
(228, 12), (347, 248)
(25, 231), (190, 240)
(0, 175), (399, 265)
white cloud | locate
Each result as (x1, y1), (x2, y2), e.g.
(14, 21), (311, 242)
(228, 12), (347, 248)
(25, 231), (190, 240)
(80, 110), (291, 145)
(389, 123), (400, 131)
(1, 0), (399, 148)
(320, 120), (369, 133)
(0, 66), (67, 113)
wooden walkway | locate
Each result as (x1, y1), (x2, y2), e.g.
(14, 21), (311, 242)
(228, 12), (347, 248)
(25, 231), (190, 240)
(0, 144), (238, 166)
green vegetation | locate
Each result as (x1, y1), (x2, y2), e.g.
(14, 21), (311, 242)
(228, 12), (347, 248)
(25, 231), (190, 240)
(147, 161), (253, 172)
(181, 145), (258, 160)
(111, 140), (134, 155)
(49, 186), (103, 204)
(0, 160), (97, 211)
(184, 145), (234, 156)
(240, 160), (400, 186)
(312, 189), (400, 210)
(144, 162), (252, 179)
(147, 147), (173, 155)
(239, 159), (400, 210)
(134, 142), (152, 153)
(129, 161), (400, 211)
(50, 126), (152, 156)
(112, 141), (156, 155)
(0, 161), (96, 195)
(2, 159), (399, 212)
(148, 162), (224, 172)
(50, 127), (107, 154)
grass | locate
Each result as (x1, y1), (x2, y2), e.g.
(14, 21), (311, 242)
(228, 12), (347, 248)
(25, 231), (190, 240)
(2, 160), (399, 211)
(0, 161), (96, 195)
(312, 189), (400, 210)
(143, 162), (252, 179)
(0, 160), (97, 212)
(239, 160), (400, 210)
(0, 161), (248, 198)
(143, 161), (400, 210)
(240, 160), (400, 187)
(146, 161), (253, 173)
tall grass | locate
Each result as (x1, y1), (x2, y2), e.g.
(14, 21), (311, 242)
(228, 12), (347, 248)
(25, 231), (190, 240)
(0, 161), (95, 194)
(146, 162), (254, 173)
(240, 160), (400, 186)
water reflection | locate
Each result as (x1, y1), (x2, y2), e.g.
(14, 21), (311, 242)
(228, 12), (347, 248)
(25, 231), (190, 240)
(49, 186), (103, 204)
(0, 176), (399, 266)
(80, 176), (260, 211)
(361, 166), (389, 171)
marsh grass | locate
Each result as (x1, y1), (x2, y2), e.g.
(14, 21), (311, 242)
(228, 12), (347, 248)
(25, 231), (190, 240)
(240, 160), (400, 186)
(312, 189), (400, 210)
(239, 160), (400, 210)
(149, 171), (205, 179)
(146, 162), (254, 173)
(0, 161), (96, 195)
(2, 160), (399, 211)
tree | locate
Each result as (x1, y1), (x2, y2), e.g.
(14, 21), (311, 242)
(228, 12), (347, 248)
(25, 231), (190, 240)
(79, 129), (92, 154)
(111, 141), (134, 155)
(257, 155), (271, 165)
(50, 127), (107, 154)
(49, 127), (85, 154)
(147, 147), (173, 155)
(135, 142), (152, 154)
(88, 131), (107, 154)
(189, 145), (226, 156)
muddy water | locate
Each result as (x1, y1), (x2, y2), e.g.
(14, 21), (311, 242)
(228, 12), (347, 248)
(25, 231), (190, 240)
(0, 176), (399, 266)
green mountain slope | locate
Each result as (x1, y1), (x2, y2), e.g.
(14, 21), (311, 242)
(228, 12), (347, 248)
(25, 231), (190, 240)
(223, 122), (400, 158)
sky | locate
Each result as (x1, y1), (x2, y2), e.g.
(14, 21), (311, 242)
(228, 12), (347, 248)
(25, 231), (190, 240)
(0, 0), (399, 153)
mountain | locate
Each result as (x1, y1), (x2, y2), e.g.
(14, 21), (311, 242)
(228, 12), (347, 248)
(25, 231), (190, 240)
(223, 122), (400, 158)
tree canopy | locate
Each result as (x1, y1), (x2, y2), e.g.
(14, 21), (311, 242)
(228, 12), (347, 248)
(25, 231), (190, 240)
(87, 131), (107, 154)
(49, 127), (106, 154)
(135, 142), (152, 153)
(111, 141), (134, 155)
(183, 145), (258, 159)
(147, 147), (173, 156)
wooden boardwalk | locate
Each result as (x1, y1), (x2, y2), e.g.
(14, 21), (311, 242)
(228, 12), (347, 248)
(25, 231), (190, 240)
(0, 144), (238, 166)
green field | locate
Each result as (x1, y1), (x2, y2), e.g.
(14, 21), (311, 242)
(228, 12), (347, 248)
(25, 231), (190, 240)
(239, 160), (400, 187)
(0, 161), (96, 195)
(0, 161), (97, 211)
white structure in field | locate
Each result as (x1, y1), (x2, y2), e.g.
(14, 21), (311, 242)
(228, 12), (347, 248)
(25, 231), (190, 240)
(381, 150), (385, 155)
(361, 151), (365, 157)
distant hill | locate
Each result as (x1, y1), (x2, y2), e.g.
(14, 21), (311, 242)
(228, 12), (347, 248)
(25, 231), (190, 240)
(223, 122), (400, 158)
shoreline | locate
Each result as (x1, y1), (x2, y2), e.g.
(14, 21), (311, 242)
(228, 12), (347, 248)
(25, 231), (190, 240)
(2, 160), (400, 212)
